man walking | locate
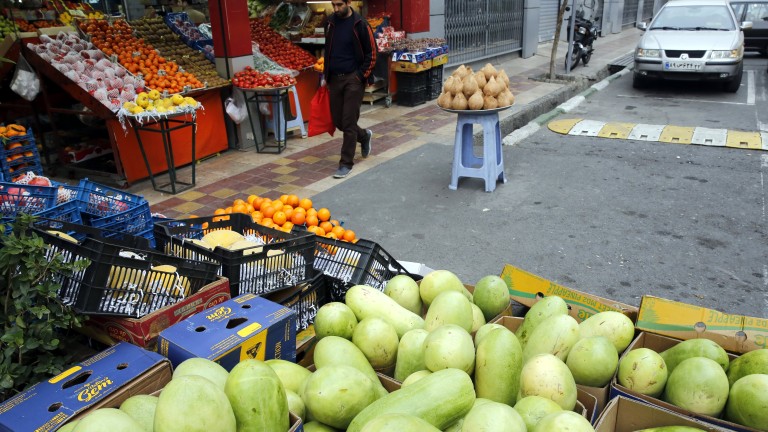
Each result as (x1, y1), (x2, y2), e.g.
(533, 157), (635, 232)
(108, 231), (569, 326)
(323, 0), (375, 179)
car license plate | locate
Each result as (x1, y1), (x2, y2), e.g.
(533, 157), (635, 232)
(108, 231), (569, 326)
(664, 61), (702, 71)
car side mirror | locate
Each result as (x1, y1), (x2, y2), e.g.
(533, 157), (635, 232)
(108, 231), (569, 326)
(637, 22), (648, 30)
(741, 21), (753, 29)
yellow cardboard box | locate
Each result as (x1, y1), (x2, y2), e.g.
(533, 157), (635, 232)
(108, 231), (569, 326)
(636, 295), (768, 354)
(391, 59), (432, 73)
(432, 54), (448, 67)
(499, 264), (638, 322)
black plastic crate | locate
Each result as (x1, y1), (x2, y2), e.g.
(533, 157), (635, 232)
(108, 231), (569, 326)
(396, 88), (427, 107)
(395, 71), (428, 91)
(427, 65), (444, 86)
(426, 84), (442, 101)
(154, 213), (316, 297)
(316, 238), (415, 302)
(265, 272), (328, 332)
(32, 219), (219, 317)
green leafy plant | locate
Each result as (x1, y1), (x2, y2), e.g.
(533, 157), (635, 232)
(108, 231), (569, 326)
(0, 214), (89, 401)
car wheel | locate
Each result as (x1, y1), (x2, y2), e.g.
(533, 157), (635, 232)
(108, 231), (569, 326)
(724, 68), (743, 93)
(632, 73), (647, 89)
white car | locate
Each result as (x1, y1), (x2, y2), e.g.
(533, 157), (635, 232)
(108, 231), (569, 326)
(633, 0), (751, 92)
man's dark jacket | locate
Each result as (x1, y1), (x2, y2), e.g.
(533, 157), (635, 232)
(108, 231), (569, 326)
(324, 9), (376, 84)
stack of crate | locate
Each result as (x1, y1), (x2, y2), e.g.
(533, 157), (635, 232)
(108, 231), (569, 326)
(0, 128), (43, 182)
(426, 65), (444, 101)
(395, 71), (428, 107)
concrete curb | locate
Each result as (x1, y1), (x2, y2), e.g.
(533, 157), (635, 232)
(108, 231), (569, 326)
(500, 64), (633, 146)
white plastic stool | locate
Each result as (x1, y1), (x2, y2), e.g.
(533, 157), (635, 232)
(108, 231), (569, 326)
(266, 85), (307, 141)
(449, 111), (506, 192)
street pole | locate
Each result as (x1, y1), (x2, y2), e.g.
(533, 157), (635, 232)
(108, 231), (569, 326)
(565, 0), (577, 74)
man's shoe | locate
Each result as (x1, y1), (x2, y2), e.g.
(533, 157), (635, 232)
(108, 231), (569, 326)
(361, 129), (373, 158)
(333, 166), (352, 178)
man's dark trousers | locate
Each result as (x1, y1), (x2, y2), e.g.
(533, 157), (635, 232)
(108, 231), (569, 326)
(328, 74), (366, 168)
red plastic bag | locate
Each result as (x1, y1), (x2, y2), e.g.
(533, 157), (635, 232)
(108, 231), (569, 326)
(308, 86), (336, 137)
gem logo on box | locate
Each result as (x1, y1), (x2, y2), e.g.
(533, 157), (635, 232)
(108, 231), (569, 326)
(77, 377), (113, 402)
(158, 295), (297, 370)
(206, 306), (233, 322)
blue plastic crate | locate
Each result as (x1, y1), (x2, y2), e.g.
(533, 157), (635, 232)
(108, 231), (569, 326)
(90, 200), (154, 239)
(34, 201), (85, 240)
(0, 182), (58, 232)
(75, 178), (147, 218)
(98, 220), (155, 249)
(0, 135), (43, 181)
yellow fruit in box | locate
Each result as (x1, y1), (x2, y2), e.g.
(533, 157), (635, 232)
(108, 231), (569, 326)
(123, 101), (136, 110)
(148, 89), (161, 101)
(147, 265), (191, 297)
(264, 249), (293, 270)
(201, 229), (245, 248)
(183, 97), (197, 107)
(156, 106), (168, 114)
(46, 230), (78, 244)
(108, 267), (144, 291)
(226, 239), (263, 255)
(172, 94), (185, 106)
(130, 106), (144, 115)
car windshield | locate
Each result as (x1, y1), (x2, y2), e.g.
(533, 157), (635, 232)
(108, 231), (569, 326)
(650, 5), (736, 30)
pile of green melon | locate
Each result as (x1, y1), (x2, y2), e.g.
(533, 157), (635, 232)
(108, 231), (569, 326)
(618, 338), (768, 430)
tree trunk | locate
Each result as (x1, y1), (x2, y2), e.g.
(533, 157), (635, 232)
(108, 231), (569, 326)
(549, 0), (573, 79)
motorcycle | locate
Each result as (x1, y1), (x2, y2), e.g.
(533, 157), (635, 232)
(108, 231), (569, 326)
(566, 14), (600, 70)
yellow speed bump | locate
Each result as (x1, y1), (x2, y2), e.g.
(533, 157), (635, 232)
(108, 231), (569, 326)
(725, 131), (762, 150)
(659, 126), (694, 144)
(598, 122), (637, 139)
(548, 118), (582, 135)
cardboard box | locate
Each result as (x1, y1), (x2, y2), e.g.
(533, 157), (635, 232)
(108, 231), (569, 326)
(636, 295), (768, 354)
(157, 293), (297, 370)
(499, 264), (638, 322)
(81, 277), (232, 349)
(49, 354), (304, 432)
(610, 332), (753, 432)
(37, 26), (76, 36)
(398, 51), (428, 63)
(493, 316), (605, 423)
(594, 396), (731, 432)
(0, 343), (170, 431)
(391, 59), (432, 73)
(432, 54), (449, 67)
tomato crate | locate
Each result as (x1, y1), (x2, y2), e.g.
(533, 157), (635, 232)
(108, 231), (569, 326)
(75, 178), (148, 219)
(76, 178), (153, 239)
(33, 219), (219, 317)
(265, 272), (328, 332)
(153, 213), (316, 297)
(0, 182), (58, 232)
(314, 237), (415, 302)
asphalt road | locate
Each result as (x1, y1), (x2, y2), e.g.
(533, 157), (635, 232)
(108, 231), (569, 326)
(312, 57), (768, 318)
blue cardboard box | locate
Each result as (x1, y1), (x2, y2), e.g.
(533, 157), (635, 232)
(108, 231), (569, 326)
(157, 293), (297, 370)
(0, 342), (170, 431)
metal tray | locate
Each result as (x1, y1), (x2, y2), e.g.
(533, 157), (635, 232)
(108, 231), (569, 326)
(439, 103), (514, 114)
